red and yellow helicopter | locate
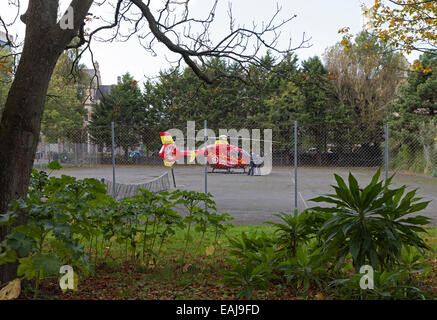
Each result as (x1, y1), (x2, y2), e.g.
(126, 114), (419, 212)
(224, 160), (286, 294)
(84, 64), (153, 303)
(158, 132), (263, 173)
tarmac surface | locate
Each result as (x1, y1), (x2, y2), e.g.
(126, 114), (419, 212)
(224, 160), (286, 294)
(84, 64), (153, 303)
(50, 165), (437, 225)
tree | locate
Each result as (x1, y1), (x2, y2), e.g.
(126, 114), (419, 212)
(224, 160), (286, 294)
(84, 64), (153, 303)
(0, 0), (303, 284)
(41, 53), (88, 143)
(324, 31), (408, 144)
(0, 1), (94, 284)
(295, 56), (349, 158)
(363, 0), (437, 54)
(388, 51), (437, 174)
(265, 80), (305, 152)
(89, 73), (145, 157)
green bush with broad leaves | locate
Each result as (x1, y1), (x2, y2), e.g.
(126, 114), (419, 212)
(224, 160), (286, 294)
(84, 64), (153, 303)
(310, 168), (431, 272)
(0, 162), (111, 298)
(278, 246), (328, 296)
(222, 209), (333, 300)
(0, 162), (234, 298)
(222, 231), (279, 299)
(222, 169), (432, 300)
(170, 190), (232, 263)
(266, 210), (332, 257)
(330, 265), (433, 300)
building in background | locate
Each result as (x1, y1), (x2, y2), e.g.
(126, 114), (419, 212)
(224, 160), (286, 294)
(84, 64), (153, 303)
(35, 61), (117, 163)
(83, 62), (115, 123)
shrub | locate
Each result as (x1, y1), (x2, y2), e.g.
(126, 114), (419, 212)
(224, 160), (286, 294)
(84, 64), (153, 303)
(265, 210), (332, 257)
(310, 168), (431, 272)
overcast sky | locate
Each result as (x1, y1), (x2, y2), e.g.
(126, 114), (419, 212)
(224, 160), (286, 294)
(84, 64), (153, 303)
(1, 0), (420, 85)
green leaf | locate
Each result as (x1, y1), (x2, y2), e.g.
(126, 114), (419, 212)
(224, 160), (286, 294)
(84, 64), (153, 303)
(47, 160), (62, 170)
(349, 233), (361, 262)
(5, 232), (37, 257)
(17, 256), (38, 280)
(0, 249), (17, 266)
(348, 172), (360, 203)
(34, 253), (62, 277)
(0, 212), (17, 227)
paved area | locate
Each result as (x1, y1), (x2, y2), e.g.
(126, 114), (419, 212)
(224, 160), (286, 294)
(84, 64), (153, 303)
(50, 165), (437, 225)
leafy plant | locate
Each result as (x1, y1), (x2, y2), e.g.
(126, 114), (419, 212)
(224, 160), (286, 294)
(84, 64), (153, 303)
(266, 210), (332, 257)
(226, 231), (277, 260)
(222, 258), (274, 299)
(0, 166), (111, 298)
(278, 246), (327, 296)
(311, 168), (431, 272)
(222, 231), (281, 299)
(170, 190), (217, 264)
(330, 268), (432, 300)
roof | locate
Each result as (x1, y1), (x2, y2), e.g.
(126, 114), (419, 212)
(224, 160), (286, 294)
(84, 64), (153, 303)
(94, 85), (113, 100)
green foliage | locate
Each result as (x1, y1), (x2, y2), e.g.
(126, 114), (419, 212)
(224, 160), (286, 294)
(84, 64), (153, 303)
(170, 189), (232, 263)
(278, 246), (327, 296)
(47, 160), (62, 171)
(88, 72), (145, 154)
(223, 231), (278, 299)
(265, 210), (332, 257)
(0, 170), (111, 297)
(311, 168), (431, 272)
(1, 169), (235, 299)
(331, 265), (432, 300)
(222, 257), (275, 299)
(2, 164), (433, 300)
(41, 52), (89, 143)
(388, 52), (437, 175)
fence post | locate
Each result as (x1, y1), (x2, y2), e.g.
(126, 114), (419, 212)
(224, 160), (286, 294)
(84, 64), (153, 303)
(111, 121), (116, 198)
(204, 120), (208, 211)
(204, 120), (208, 191)
(294, 121), (298, 214)
(171, 167), (176, 188)
(74, 143), (78, 166)
(385, 123), (389, 181)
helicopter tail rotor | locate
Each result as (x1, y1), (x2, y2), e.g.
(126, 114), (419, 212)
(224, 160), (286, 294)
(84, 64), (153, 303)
(159, 132), (179, 167)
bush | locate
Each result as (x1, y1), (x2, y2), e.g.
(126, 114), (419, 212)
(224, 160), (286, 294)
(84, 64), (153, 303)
(265, 210), (332, 257)
(310, 168), (431, 272)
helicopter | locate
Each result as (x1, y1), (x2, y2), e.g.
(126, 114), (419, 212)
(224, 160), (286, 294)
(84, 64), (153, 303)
(158, 132), (264, 173)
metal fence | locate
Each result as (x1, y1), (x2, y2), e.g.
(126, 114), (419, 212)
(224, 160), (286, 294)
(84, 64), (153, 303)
(34, 121), (437, 223)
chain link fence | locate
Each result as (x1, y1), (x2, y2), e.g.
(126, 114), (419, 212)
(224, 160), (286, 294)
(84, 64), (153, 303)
(34, 121), (437, 224)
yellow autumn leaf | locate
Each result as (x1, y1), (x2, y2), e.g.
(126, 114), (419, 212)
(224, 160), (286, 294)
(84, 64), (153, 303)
(205, 246), (215, 256)
(0, 278), (21, 300)
(315, 292), (325, 300)
(134, 232), (142, 242)
(275, 243), (288, 251)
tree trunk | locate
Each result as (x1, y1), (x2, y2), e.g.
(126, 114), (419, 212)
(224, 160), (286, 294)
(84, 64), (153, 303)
(0, 39), (63, 285)
(0, 0), (94, 285)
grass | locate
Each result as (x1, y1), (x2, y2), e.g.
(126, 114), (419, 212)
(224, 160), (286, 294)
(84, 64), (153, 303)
(19, 225), (437, 300)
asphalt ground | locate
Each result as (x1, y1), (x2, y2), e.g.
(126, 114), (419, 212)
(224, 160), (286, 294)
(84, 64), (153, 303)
(50, 165), (437, 225)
